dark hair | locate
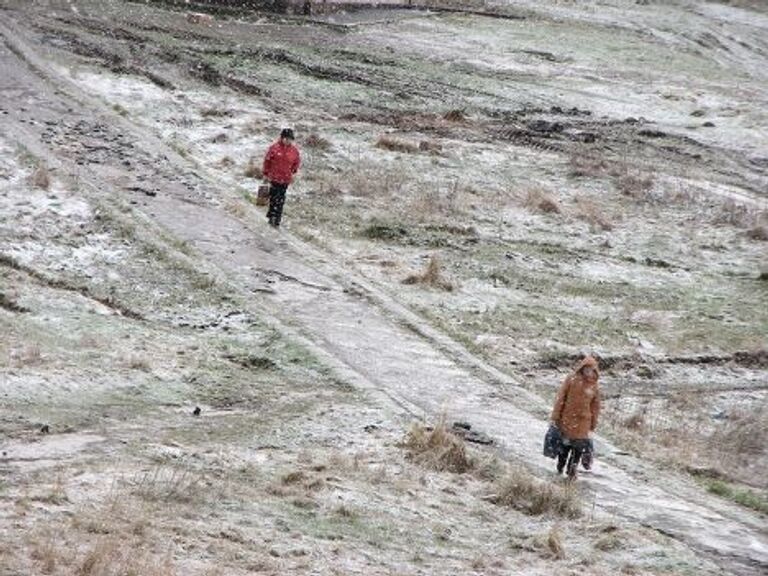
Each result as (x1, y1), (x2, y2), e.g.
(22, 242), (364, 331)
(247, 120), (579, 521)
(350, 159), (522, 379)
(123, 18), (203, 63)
(280, 128), (295, 140)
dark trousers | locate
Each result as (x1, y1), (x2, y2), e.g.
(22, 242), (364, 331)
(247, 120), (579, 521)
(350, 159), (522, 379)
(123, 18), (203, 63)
(557, 441), (588, 476)
(267, 182), (288, 226)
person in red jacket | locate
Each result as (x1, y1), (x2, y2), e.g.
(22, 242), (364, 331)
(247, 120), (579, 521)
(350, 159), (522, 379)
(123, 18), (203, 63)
(262, 128), (301, 228)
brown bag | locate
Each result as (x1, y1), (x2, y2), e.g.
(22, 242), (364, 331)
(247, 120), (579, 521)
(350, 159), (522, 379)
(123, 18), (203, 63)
(255, 184), (270, 206)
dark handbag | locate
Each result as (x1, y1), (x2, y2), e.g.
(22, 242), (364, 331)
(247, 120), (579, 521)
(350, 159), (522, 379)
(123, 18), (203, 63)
(543, 424), (562, 459)
(582, 439), (595, 470)
(255, 184), (270, 206)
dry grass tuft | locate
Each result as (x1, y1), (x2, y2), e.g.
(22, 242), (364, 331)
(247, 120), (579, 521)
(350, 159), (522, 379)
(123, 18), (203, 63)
(443, 109), (466, 122)
(568, 153), (608, 178)
(490, 467), (581, 518)
(375, 135), (419, 154)
(594, 530), (624, 551)
(244, 157), (263, 179)
(30, 165), (51, 190)
(418, 139), (443, 154)
(200, 107), (232, 118)
(217, 156), (234, 168)
(281, 470), (307, 485)
(546, 526), (565, 559)
(304, 133), (332, 150)
(125, 354), (151, 372)
(132, 466), (208, 504)
(404, 419), (474, 473)
(28, 533), (59, 574)
(615, 172), (654, 198)
(576, 197), (613, 231)
(712, 407), (767, 457)
(403, 256), (454, 291)
(77, 538), (176, 576)
(524, 187), (561, 214)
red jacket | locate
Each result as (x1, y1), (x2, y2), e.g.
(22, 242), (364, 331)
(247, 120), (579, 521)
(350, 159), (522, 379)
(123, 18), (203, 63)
(262, 141), (300, 185)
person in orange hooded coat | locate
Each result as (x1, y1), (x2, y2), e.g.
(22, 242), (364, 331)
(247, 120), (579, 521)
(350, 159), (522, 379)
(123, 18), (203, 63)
(550, 355), (601, 478)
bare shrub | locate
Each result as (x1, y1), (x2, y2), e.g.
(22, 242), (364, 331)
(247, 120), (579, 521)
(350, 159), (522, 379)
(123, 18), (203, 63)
(524, 187), (561, 214)
(217, 156), (234, 168)
(615, 173), (654, 198)
(489, 467), (581, 518)
(403, 419), (473, 473)
(576, 197), (613, 231)
(30, 165), (51, 190)
(403, 256), (454, 291)
(569, 153), (607, 178)
(375, 135), (419, 154)
(243, 157), (263, 179)
(304, 133), (332, 150)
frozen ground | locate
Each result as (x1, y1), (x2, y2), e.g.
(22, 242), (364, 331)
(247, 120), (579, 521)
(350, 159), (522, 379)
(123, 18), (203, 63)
(0, 0), (766, 575)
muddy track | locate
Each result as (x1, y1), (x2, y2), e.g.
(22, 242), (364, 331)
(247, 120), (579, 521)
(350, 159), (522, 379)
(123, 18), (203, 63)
(1, 14), (767, 576)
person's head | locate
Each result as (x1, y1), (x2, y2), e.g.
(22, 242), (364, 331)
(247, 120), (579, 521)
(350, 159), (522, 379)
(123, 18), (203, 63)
(577, 356), (599, 382)
(280, 128), (295, 145)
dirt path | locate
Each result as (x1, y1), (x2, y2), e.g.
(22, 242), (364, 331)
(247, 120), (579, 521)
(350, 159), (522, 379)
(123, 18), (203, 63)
(1, 16), (766, 575)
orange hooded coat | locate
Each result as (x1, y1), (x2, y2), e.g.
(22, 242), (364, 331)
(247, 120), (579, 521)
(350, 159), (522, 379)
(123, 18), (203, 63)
(551, 356), (601, 441)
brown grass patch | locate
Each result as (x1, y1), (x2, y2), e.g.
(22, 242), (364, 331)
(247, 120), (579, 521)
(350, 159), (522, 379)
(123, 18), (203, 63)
(614, 173), (654, 198)
(30, 165), (51, 190)
(711, 406), (767, 457)
(200, 107), (232, 118)
(443, 109), (466, 122)
(576, 197), (613, 231)
(77, 538), (176, 576)
(489, 467), (581, 518)
(304, 133), (332, 150)
(403, 419), (473, 473)
(568, 153), (608, 178)
(244, 157), (263, 179)
(403, 256), (454, 291)
(375, 135), (419, 154)
(546, 526), (565, 559)
(524, 187), (561, 214)
(418, 139), (443, 154)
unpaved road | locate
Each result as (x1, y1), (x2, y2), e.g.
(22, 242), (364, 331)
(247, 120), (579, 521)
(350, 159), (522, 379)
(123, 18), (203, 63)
(1, 8), (766, 575)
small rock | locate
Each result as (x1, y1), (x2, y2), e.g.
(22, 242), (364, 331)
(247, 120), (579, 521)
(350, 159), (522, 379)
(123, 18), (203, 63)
(711, 409), (727, 421)
(702, 121), (715, 128)
(363, 424), (378, 433)
(40, 424), (50, 434)
(192, 406), (201, 417)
